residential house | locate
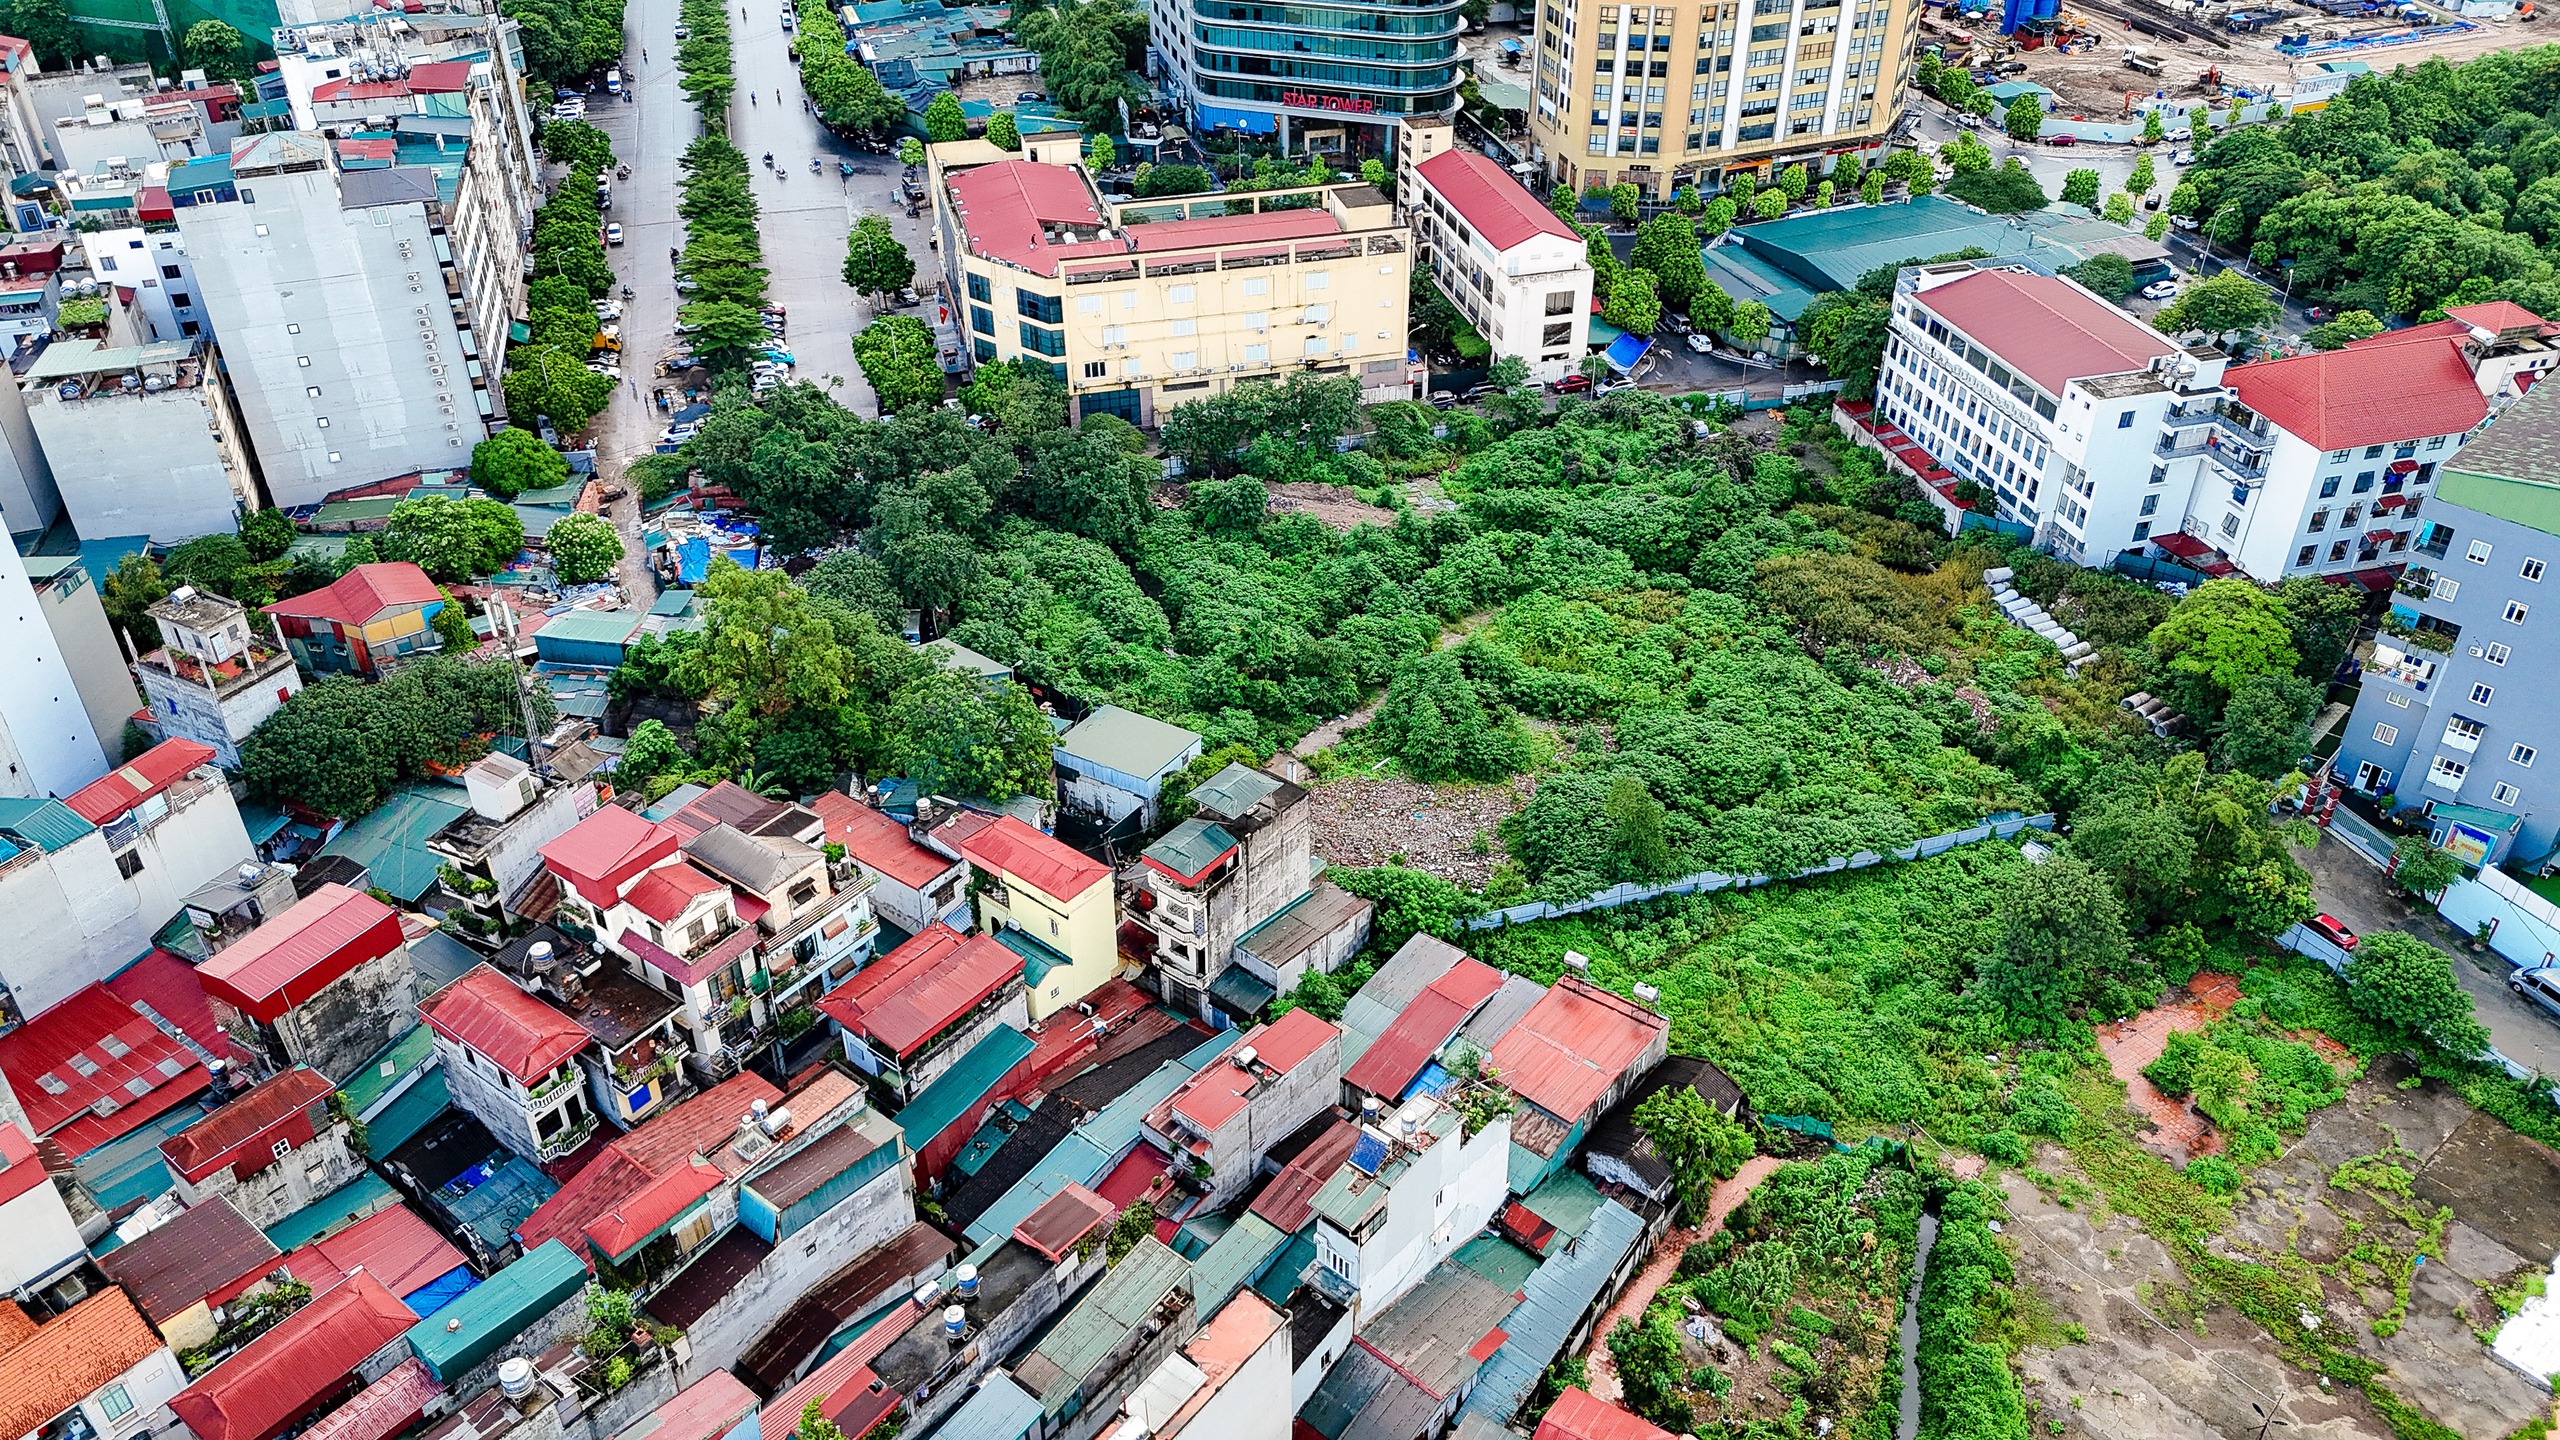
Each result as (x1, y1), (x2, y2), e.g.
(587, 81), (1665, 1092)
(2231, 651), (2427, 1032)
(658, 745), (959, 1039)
(1308, 1093), (1512, 1324)
(1053, 705), (1203, 829)
(897, 1023), (1036, 1191)
(63, 737), (257, 943)
(96, 1196), (281, 1351)
(1407, 139), (1592, 385)
(421, 963), (600, 1163)
(927, 807), (1116, 1020)
(0, 961), (221, 1167)
(0, 1289), (188, 1440)
(680, 818), (877, 1014)
(166, 1272), (426, 1440)
(1582, 1056), (1748, 1209)
(20, 339), (254, 546)
(0, 1120), (86, 1301)
(736, 1221), (957, 1395)
(129, 587), (302, 770)
(816, 923), (1029, 1102)
(493, 927), (692, 1131)
(159, 1066), (364, 1229)
(812, 790), (968, 936)
(2333, 374), (2560, 865)
(196, 882), (420, 1083)
(513, 1071), (782, 1270)
(1297, 1260), (1515, 1440)
(1141, 1009), (1343, 1210)
(1489, 972), (1668, 1189)
(401, 1239), (590, 1394)
(614, 1373), (759, 1440)
(1342, 953), (1515, 1109)
(1229, 882), (1372, 1020)
(1008, 1235), (1196, 1440)
(261, 563), (449, 677)
(426, 753), (600, 928)
(1113, 1290), (1292, 1440)
(1532, 1389), (1676, 1440)
(0, 796), (193, 1023)
(0, 529), (110, 801)
(279, 1200), (475, 1315)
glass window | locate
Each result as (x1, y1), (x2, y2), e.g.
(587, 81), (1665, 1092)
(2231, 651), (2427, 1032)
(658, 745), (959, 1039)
(967, 273), (991, 303)
(2525, 558), (2546, 582)
(2470, 539), (2494, 564)
(2373, 723), (2398, 745)
(2505, 600), (2530, 624)
(2494, 782), (2522, 805)
(2513, 743), (2538, 767)
(2472, 684), (2495, 706)
(1019, 324), (1066, 356)
(2487, 642), (2512, 665)
(97, 1386), (132, 1422)
(970, 305), (993, 335)
(1016, 290), (1063, 324)
(1168, 285), (1195, 303)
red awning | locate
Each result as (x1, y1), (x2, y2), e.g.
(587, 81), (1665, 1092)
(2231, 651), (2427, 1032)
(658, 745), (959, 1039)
(2346, 567), (2401, 593)
(2152, 532), (2213, 559)
(2374, 493), (2408, 510)
(2365, 528), (2399, 542)
(2389, 459), (2419, 474)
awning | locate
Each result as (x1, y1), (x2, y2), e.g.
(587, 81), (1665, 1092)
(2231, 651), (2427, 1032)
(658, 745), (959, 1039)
(2151, 532), (2214, 559)
(2365, 528), (2399, 542)
(2344, 567), (2400, 593)
(6, 173), (48, 196)
(2373, 493), (2408, 510)
(2389, 459), (2419, 474)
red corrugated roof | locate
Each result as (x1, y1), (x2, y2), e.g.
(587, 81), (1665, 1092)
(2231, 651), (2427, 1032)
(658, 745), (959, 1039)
(1125, 208), (1337, 253)
(625, 862), (725, 924)
(64, 738), (216, 824)
(160, 1066), (331, 1183)
(946, 160), (1113, 276)
(1534, 1388), (1675, 1440)
(519, 1073), (780, 1268)
(1164, 1009), (1341, 1134)
(1488, 974), (1665, 1123)
(517, 1150), (651, 1263)
(283, 1201), (467, 1301)
(1916, 268), (2175, 395)
(584, 1159), (722, 1260)
(0, 981), (207, 1155)
(1093, 1142), (1170, 1208)
(2447, 301), (2551, 336)
(0, 1289), (163, 1440)
(812, 792), (954, 890)
(309, 77), (411, 103)
(541, 805), (680, 908)
(2343, 317), (2470, 352)
(404, 60), (471, 92)
(262, 562), (440, 627)
(1416, 148), (1580, 250)
(1251, 1117), (1360, 1232)
(1344, 957), (1504, 1101)
(763, 1351), (898, 1440)
(107, 947), (240, 1065)
(949, 815), (1108, 902)
(2226, 339), (2488, 452)
(196, 884), (405, 1023)
(0, 1121), (44, 1206)
(295, 1356), (439, 1440)
(418, 964), (589, 1084)
(1014, 1182), (1115, 1261)
(169, 1272), (417, 1440)
(816, 924), (1021, 1058)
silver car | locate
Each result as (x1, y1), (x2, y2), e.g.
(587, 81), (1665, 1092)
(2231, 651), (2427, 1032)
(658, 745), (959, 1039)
(2511, 965), (2560, 1025)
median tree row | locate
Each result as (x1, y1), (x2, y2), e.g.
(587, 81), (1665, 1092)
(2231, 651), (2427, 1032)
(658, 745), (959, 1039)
(677, 0), (733, 121)
(676, 136), (774, 364)
(791, 0), (904, 134)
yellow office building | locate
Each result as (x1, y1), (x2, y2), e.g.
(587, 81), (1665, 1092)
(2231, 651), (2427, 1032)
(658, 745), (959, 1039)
(1526, 0), (1919, 201)
(927, 137), (1416, 425)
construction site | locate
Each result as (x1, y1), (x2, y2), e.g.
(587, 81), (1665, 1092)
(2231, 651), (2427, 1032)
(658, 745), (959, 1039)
(1918, 0), (2540, 123)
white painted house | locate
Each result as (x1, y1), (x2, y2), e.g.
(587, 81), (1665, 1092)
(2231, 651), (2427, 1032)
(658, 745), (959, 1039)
(1409, 147), (1594, 386)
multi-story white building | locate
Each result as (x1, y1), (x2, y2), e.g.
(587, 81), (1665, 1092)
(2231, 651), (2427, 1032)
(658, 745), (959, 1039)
(1405, 137), (1593, 384)
(179, 137), (490, 505)
(22, 339), (255, 543)
(420, 962), (601, 1163)
(80, 226), (209, 344)
(0, 518), (109, 799)
(131, 587), (303, 769)
(1307, 1092), (1510, 1324)
(21, 555), (143, 759)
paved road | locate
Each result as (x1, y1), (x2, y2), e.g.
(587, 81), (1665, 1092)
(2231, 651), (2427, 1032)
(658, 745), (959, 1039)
(2303, 834), (2560, 1079)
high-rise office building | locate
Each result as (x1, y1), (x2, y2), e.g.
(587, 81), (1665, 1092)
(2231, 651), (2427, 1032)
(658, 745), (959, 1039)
(1150, 0), (1464, 150)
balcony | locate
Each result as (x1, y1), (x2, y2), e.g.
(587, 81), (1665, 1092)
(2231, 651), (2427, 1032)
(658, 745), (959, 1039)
(137, 641), (296, 699)
(2425, 760), (2468, 794)
(2442, 720), (2485, 755)
(2365, 642), (2438, 694)
(2165, 403), (2271, 450)
(2202, 443), (2270, 482)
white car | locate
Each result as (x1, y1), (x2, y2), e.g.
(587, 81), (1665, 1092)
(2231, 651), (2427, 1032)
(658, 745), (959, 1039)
(2169, 214), (2200, 231)
(2171, 149), (2196, 166)
(2141, 279), (2180, 300)
(586, 361), (622, 379)
(1685, 332), (1713, 353)
(1595, 378), (1637, 397)
(604, 222), (624, 246)
(661, 422), (700, 443)
(593, 300), (622, 321)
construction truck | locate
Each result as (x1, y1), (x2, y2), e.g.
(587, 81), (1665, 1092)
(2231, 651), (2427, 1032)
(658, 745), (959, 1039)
(2123, 45), (2166, 73)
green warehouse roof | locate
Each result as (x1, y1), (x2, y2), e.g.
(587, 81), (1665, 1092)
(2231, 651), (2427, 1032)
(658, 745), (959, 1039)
(1056, 705), (1201, 781)
(319, 788), (468, 904)
(539, 609), (644, 646)
(2436, 375), (2560, 536)
(1729, 194), (2153, 298)
(406, 1239), (587, 1381)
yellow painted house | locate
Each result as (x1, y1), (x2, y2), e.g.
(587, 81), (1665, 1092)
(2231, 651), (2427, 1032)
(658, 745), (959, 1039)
(261, 561), (448, 677)
(939, 812), (1119, 1021)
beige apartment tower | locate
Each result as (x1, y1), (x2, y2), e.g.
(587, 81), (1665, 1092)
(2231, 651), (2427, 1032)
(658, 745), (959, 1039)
(928, 137), (1415, 426)
(1528, 0), (1920, 200)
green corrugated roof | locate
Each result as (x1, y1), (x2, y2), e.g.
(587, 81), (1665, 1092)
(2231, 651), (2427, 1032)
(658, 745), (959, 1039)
(1141, 819), (1238, 878)
(261, 1171), (398, 1251)
(1206, 964), (1275, 1016)
(320, 788), (467, 903)
(406, 1239), (587, 1380)
(925, 639), (1011, 680)
(994, 927), (1073, 988)
(1023, 1237), (1189, 1413)
(649, 588), (696, 617)
(338, 1024), (437, 1116)
(0, 797), (96, 853)
(897, 1024), (1033, 1152)
(364, 1064), (448, 1159)
(1191, 1211), (1287, 1315)
(1188, 762), (1279, 821)
(538, 609), (644, 645)
(311, 496), (404, 524)
(1252, 1229), (1315, 1305)
(1452, 1233), (1540, 1290)
(1056, 704), (1201, 781)
(2430, 801), (2523, 833)
(1517, 1167), (1608, 1248)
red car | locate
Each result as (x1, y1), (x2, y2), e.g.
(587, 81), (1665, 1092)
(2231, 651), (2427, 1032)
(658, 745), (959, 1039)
(2044, 133), (2078, 146)
(2305, 913), (2359, 951)
(1551, 374), (1592, 393)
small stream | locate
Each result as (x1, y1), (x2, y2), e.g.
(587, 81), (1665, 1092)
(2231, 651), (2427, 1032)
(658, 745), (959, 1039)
(1895, 1208), (1942, 1440)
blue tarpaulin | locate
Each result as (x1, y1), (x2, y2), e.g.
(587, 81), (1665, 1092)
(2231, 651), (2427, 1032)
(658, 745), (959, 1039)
(676, 535), (711, 584)
(1604, 333), (1651, 373)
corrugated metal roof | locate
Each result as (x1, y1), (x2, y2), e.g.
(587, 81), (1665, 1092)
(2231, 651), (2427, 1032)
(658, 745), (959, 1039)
(1517, 1168), (1608, 1246)
(1015, 1236), (1189, 1414)
(1190, 1211), (1288, 1316)
(170, 1273), (417, 1440)
(1338, 934), (1469, 1068)
(99, 1196), (279, 1323)
(1055, 705), (1201, 782)
(1187, 763), (1280, 821)
(1461, 1200), (1645, 1427)
(536, 609), (644, 645)
(928, 1371), (1042, 1440)
(896, 1024), (1033, 1152)
(1140, 820), (1238, 881)
(0, 796), (96, 853)
(1530, 1387), (1677, 1440)
(403, 1239), (586, 1380)
(963, 1033), (1231, 1246)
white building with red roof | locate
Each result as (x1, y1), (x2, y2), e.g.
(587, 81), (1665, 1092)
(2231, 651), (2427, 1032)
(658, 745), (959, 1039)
(1408, 148), (1593, 384)
(61, 738), (255, 958)
(811, 791), (968, 935)
(816, 922), (1029, 1101)
(1140, 1008), (1342, 1210)
(419, 962), (600, 1163)
(926, 141), (1413, 428)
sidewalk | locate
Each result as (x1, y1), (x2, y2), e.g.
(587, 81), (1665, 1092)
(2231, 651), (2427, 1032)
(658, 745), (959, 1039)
(1580, 1154), (1785, 1403)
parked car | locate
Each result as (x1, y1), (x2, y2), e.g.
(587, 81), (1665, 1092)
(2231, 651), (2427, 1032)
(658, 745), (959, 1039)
(673, 22), (689, 36)
(593, 300), (623, 321)
(761, 347), (796, 365)
(1595, 378), (1637, 396)
(2305, 913), (2360, 951)
(2169, 214), (2200, 231)
(894, 286), (920, 308)
(2171, 148), (2196, 166)
(1686, 332), (1713, 353)
(2511, 965), (2560, 1025)
(604, 222), (624, 246)
(661, 422), (701, 443)
(2140, 279), (2179, 300)
(1016, 90), (1043, 103)
(1550, 373), (1592, 393)
(1461, 382), (1501, 401)
(1428, 390), (1460, 409)
(587, 361), (622, 380)
(2043, 132), (2078, 146)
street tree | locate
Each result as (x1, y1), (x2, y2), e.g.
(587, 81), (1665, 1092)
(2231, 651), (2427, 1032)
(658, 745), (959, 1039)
(1601, 267), (1661, 335)
(2004, 95), (2043, 141)
(469, 428), (568, 499)
(840, 215), (916, 303)
(1752, 187), (1787, 219)
(1730, 299), (1773, 347)
(503, 345), (613, 433)
(1609, 182), (1640, 223)
(853, 314), (946, 415)
(1777, 161), (1810, 200)
(1630, 212), (1708, 311)
(923, 91), (966, 142)
(2152, 270), (2276, 341)
(2103, 192), (2136, 224)
(2128, 153), (2157, 194)
(2061, 168), (2100, 207)
(2391, 835), (2466, 900)
(545, 512), (624, 584)
(2065, 252), (2135, 298)
(897, 136), (925, 166)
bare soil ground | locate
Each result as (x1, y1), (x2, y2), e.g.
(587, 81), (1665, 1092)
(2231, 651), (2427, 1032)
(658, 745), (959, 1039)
(2012, 1057), (2553, 1440)
(1268, 482), (1398, 531)
(1303, 771), (1534, 889)
(2094, 972), (2243, 1164)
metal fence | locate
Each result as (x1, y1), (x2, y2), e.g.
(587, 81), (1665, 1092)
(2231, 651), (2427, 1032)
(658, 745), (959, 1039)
(1457, 812), (2057, 931)
(2268, 920), (2542, 1086)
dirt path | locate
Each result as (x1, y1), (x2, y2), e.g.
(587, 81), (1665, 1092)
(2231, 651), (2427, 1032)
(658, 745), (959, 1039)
(2092, 972), (2242, 1165)
(1581, 1155), (1786, 1403)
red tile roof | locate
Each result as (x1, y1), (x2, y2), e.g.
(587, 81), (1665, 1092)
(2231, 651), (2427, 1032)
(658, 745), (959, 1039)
(282, 1201), (467, 1301)
(170, 1272), (417, 1440)
(518, 1073), (780, 1267)
(1916, 268), (2176, 395)
(2446, 301), (2552, 336)
(0, 1289), (164, 1440)
(1488, 974), (1666, 1123)
(196, 884), (406, 1023)
(812, 793), (954, 890)
(624, 861), (726, 924)
(816, 925), (1023, 1059)
(160, 1065), (333, 1183)
(0, 981), (208, 1155)
(100, 1196), (280, 1324)
(1344, 957), (1505, 1102)
(419, 964), (589, 1084)
(584, 1158), (723, 1261)
(540, 805), (680, 909)
(2226, 339), (2489, 452)
(1251, 1117), (1360, 1232)
(262, 562), (440, 627)
(948, 815), (1108, 901)
(1164, 1009), (1342, 1134)
(1534, 1388), (1676, 1440)
(1013, 1182), (1115, 1261)
(64, 738), (216, 824)
(1416, 148), (1579, 250)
